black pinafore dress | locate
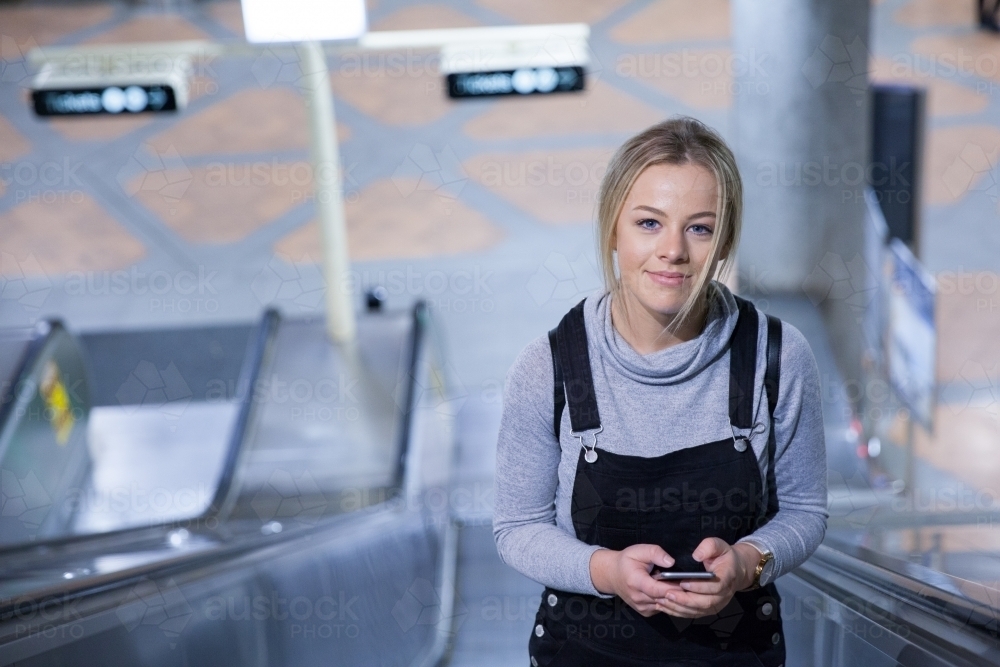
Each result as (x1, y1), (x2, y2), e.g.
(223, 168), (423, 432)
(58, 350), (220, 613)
(528, 295), (785, 667)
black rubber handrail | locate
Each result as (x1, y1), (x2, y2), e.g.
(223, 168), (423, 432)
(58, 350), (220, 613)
(796, 541), (1000, 664)
(393, 299), (428, 488)
(815, 539), (1000, 633)
(0, 502), (405, 633)
(205, 307), (280, 518)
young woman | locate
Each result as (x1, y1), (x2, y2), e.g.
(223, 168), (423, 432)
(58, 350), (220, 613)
(493, 117), (828, 666)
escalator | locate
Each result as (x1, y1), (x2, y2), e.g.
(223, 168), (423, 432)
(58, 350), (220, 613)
(1, 302), (999, 666)
(0, 303), (459, 666)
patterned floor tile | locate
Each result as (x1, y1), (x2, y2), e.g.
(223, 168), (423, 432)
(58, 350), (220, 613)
(330, 52), (456, 126)
(609, 0), (729, 44)
(623, 47), (735, 110)
(83, 14), (211, 44)
(0, 194), (146, 274)
(921, 124), (1000, 205)
(0, 5), (114, 46)
(895, 0), (976, 28)
(0, 114), (32, 163)
(274, 177), (505, 260)
(474, 0), (629, 25)
(372, 4), (481, 30)
(145, 87), (343, 156)
(130, 161), (310, 243)
(871, 56), (988, 117)
(462, 78), (665, 139)
(463, 146), (615, 224)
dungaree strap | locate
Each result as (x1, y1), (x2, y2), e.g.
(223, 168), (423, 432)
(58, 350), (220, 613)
(763, 314), (783, 522)
(728, 295), (759, 429)
(551, 299), (601, 434)
(547, 329), (566, 440)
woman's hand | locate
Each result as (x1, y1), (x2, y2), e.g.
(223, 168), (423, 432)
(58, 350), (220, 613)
(589, 544), (685, 617)
(652, 538), (760, 618)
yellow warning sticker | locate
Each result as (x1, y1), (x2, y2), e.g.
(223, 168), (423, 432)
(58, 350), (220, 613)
(40, 360), (74, 445)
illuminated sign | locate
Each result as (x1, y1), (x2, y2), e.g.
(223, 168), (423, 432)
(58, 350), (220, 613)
(240, 0), (367, 43)
(32, 84), (177, 116)
(447, 66), (584, 99)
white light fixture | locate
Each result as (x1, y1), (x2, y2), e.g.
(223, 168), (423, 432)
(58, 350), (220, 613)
(240, 0), (367, 44)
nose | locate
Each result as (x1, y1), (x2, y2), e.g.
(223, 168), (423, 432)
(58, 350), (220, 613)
(656, 225), (688, 264)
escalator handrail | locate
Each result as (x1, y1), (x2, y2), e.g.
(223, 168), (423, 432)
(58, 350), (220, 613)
(394, 299), (428, 488)
(0, 501), (406, 629)
(205, 307), (280, 518)
(799, 541), (1000, 654)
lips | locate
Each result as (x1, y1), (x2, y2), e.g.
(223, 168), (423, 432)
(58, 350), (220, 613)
(647, 271), (689, 286)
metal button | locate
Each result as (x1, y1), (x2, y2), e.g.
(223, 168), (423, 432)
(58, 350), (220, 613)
(531, 657), (539, 667)
(734, 437), (748, 452)
(547, 593), (558, 607)
(761, 602), (773, 616)
(535, 624), (545, 638)
(771, 632), (781, 645)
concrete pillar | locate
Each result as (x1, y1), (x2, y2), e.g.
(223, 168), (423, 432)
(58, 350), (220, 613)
(732, 0), (871, 410)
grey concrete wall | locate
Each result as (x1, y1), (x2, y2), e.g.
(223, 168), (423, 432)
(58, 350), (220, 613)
(732, 0), (872, 411)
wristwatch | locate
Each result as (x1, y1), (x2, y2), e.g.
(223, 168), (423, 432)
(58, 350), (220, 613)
(742, 544), (773, 591)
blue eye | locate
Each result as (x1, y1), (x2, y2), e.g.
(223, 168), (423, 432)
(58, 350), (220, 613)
(690, 224), (713, 235)
(638, 218), (659, 230)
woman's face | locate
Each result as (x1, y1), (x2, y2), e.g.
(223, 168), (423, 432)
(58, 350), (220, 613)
(614, 162), (721, 318)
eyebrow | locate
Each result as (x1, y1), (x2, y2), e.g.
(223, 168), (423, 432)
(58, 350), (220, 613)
(632, 205), (717, 221)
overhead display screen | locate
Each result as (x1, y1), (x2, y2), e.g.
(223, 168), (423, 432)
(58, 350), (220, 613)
(447, 66), (585, 99)
(32, 85), (178, 116)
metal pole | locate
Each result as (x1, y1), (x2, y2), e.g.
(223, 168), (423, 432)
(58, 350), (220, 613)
(297, 41), (355, 343)
(904, 410), (915, 501)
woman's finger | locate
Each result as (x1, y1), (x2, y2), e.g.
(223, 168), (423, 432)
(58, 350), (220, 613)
(655, 600), (700, 618)
(677, 579), (724, 595)
(661, 590), (717, 612)
(636, 577), (683, 600)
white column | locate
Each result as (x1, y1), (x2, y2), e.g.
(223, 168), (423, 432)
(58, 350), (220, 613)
(297, 41), (356, 343)
(732, 0), (871, 402)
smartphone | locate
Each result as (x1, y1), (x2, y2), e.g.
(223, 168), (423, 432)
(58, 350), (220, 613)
(652, 571), (717, 581)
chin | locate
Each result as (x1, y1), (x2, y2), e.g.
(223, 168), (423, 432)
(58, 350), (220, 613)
(621, 279), (690, 313)
(633, 293), (684, 316)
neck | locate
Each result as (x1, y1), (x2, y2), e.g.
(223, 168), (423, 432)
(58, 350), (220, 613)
(610, 288), (709, 355)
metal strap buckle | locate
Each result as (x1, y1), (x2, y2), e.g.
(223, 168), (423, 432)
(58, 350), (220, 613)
(572, 425), (603, 463)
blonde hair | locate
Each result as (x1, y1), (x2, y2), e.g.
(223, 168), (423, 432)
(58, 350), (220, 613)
(596, 116), (743, 337)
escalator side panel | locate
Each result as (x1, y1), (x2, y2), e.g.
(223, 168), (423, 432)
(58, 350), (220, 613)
(2, 509), (440, 667)
(0, 326), (91, 545)
(79, 324), (252, 406)
(777, 572), (987, 667)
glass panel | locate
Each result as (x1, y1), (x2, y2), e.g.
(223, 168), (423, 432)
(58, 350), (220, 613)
(0, 326), (91, 545)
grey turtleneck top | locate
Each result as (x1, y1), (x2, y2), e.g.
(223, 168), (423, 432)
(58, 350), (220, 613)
(493, 281), (828, 596)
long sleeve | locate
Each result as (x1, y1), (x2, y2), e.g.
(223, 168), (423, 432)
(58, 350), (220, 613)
(736, 320), (829, 586)
(492, 336), (606, 596)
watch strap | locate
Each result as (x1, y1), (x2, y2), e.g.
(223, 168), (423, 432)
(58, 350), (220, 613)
(739, 543), (773, 591)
